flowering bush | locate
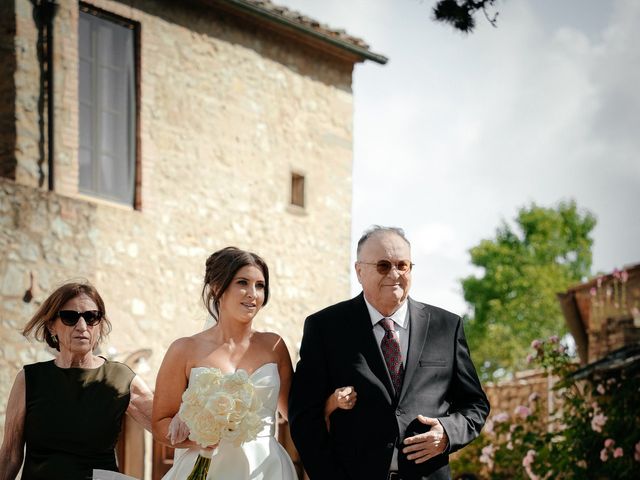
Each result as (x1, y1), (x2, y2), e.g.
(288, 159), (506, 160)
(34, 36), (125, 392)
(451, 336), (640, 479)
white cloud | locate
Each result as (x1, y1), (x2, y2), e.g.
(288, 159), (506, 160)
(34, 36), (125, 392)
(278, 0), (640, 309)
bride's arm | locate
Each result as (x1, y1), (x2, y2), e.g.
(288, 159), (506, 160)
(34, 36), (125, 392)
(273, 335), (294, 422)
(152, 338), (197, 448)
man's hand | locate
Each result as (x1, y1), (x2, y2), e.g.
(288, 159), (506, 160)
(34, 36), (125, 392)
(402, 416), (449, 464)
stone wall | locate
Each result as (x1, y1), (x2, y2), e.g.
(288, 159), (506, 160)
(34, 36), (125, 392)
(0, 0), (356, 449)
(484, 369), (554, 422)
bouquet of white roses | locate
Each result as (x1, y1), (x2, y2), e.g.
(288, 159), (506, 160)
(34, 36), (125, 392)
(178, 368), (265, 479)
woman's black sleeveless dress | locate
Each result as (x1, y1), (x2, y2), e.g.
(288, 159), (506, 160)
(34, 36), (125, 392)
(22, 359), (135, 480)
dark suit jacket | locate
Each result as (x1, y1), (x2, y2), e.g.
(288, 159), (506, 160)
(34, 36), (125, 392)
(288, 294), (489, 480)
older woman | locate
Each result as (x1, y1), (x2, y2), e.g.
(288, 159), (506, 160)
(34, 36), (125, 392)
(0, 281), (153, 480)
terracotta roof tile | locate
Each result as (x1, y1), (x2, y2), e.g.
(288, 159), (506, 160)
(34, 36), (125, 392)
(245, 0), (370, 49)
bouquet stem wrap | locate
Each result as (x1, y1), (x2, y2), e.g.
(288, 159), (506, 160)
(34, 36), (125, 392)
(186, 449), (213, 480)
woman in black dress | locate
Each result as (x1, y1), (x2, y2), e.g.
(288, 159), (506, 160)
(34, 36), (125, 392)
(0, 281), (153, 480)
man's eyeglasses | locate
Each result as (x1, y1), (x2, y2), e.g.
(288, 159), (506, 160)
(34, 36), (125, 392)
(58, 310), (103, 327)
(358, 260), (414, 275)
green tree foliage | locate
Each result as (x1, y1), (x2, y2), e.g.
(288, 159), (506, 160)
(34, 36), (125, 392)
(462, 200), (596, 379)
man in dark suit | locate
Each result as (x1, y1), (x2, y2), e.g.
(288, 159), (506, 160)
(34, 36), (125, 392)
(289, 226), (489, 480)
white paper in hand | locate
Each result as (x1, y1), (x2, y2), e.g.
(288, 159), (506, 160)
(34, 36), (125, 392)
(92, 470), (139, 480)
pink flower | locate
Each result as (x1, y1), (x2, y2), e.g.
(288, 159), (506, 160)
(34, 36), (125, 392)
(479, 444), (495, 470)
(590, 287), (597, 296)
(528, 392), (540, 403)
(604, 438), (615, 448)
(548, 335), (559, 343)
(600, 448), (609, 462)
(522, 449), (536, 468)
(484, 419), (494, 434)
(634, 441), (640, 462)
(531, 339), (542, 349)
(591, 413), (607, 432)
(493, 412), (509, 423)
(515, 405), (531, 419)
(522, 449), (540, 480)
(613, 447), (623, 458)
(526, 354), (534, 364)
(596, 384), (606, 395)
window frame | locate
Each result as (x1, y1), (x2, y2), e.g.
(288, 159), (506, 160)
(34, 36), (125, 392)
(290, 171), (305, 208)
(78, 2), (141, 209)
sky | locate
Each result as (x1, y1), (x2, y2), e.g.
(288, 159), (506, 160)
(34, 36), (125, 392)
(276, 0), (640, 314)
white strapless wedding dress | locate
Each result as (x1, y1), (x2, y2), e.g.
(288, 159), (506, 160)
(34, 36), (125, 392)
(162, 363), (297, 480)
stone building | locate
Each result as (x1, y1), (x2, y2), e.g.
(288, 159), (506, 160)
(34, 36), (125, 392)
(0, 0), (386, 477)
(558, 263), (640, 364)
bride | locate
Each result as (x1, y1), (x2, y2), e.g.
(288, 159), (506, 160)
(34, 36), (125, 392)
(152, 247), (297, 480)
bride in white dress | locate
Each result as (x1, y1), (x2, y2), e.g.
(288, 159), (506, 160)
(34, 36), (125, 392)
(152, 247), (297, 480)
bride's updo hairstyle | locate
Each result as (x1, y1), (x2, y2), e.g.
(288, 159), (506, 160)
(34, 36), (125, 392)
(202, 246), (270, 320)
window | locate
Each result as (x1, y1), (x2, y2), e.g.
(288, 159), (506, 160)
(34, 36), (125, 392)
(290, 172), (305, 208)
(78, 7), (138, 205)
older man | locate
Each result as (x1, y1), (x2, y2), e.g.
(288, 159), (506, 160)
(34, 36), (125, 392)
(289, 226), (489, 480)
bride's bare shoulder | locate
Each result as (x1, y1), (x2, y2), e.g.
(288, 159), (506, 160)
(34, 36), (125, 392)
(253, 331), (289, 353)
(167, 331), (211, 354)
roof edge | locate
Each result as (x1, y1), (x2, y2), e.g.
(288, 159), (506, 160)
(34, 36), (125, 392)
(216, 0), (388, 65)
(557, 291), (589, 365)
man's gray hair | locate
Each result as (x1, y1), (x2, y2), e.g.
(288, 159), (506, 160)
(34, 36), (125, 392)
(356, 225), (411, 258)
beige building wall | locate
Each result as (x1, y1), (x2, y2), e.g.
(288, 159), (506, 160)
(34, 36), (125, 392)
(0, 0), (356, 444)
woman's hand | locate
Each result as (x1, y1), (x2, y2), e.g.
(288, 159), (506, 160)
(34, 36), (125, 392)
(127, 375), (154, 432)
(324, 386), (357, 419)
(334, 386), (357, 410)
(166, 414), (190, 445)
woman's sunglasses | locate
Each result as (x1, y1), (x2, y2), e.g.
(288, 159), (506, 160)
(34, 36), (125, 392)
(58, 310), (103, 327)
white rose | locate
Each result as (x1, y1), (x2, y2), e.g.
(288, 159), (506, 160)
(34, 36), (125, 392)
(206, 392), (235, 416)
(222, 370), (249, 394)
(188, 410), (222, 447)
(192, 368), (224, 391)
(232, 397), (250, 417)
(178, 403), (199, 424)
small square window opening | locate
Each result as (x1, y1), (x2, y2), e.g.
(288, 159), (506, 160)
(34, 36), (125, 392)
(291, 173), (305, 208)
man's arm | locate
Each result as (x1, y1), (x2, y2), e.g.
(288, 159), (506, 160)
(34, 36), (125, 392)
(436, 316), (490, 452)
(288, 315), (349, 480)
(402, 315), (489, 463)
